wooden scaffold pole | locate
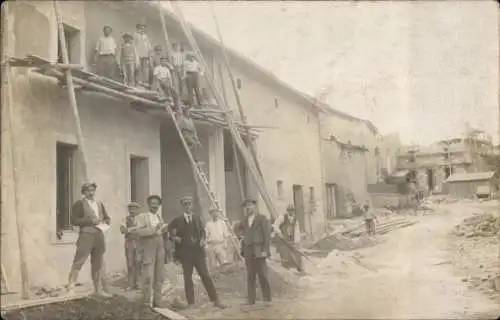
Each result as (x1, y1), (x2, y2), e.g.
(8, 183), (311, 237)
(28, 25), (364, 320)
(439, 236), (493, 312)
(2, 1), (30, 299)
(53, 0), (89, 181)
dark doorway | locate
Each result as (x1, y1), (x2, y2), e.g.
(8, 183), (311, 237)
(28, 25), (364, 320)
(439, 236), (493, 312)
(426, 168), (434, 192)
(292, 185), (305, 232)
(56, 142), (77, 232)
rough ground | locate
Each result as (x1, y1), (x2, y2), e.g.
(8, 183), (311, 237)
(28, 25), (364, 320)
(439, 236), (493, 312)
(3, 199), (499, 319)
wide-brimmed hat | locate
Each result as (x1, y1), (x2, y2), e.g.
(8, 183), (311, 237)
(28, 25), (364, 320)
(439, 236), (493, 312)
(180, 195), (193, 205)
(122, 32), (133, 40)
(127, 202), (141, 208)
(241, 199), (257, 207)
(136, 22), (146, 28)
(147, 194), (162, 204)
(81, 181), (97, 193)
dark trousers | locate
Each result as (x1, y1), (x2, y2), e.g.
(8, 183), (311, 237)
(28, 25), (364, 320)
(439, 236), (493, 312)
(68, 231), (106, 290)
(245, 256), (271, 304)
(186, 71), (202, 107)
(96, 54), (117, 80)
(125, 238), (141, 288)
(180, 253), (218, 304)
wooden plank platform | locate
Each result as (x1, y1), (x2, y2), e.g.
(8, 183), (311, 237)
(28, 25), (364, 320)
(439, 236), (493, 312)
(153, 307), (188, 320)
(0, 293), (89, 313)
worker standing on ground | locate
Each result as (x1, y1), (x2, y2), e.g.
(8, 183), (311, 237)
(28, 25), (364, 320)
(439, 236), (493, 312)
(205, 208), (230, 271)
(273, 204), (303, 272)
(133, 22), (153, 88)
(135, 195), (169, 307)
(119, 202), (142, 291)
(168, 196), (227, 309)
(93, 25), (118, 80)
(66, 181), (112, 298)
(235, 199), (272, 305)
(363, 204), (378, 236)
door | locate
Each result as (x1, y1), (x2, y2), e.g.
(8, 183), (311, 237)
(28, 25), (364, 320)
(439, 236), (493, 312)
(292, 185), (305, 232)
(325, 183), (338, 219)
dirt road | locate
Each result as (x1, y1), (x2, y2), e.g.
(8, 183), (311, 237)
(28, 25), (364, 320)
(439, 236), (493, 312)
(198, 201), (499, 319)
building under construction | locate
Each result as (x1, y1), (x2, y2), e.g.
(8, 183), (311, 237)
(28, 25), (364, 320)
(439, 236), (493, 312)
(1, 1), (402, 296)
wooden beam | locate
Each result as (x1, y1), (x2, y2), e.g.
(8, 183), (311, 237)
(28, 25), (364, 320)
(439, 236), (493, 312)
(2, 2), (30, 300)
(53, 1), (89, 180)
(0, 293), (89, 313)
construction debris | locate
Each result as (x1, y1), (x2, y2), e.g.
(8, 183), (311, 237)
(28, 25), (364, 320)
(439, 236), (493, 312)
(451, 213), (500, 237)
(2, 295), (163, 320)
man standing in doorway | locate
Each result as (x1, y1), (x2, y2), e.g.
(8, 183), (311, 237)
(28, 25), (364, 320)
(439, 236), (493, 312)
(66, 181), (111, 297)
(168, 196), (226, 309)
(235, 199), (272, 305)
(273, 204), (303, 272)
(135, 195), (169, 307)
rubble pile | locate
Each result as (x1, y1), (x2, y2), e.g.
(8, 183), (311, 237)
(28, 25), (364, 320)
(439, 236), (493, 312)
(452, 213), (500, 238)
(3, 295), (163, 320)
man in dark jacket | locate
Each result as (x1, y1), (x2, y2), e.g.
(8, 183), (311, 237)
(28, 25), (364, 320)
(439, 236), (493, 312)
(66, 181), (111, 297)
(235, 199), (272, 305)
(167, 195), (226, 309)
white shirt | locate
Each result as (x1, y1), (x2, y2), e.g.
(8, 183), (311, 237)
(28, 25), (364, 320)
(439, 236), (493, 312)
(154, 65), (172, 81)
(134, 32), (152, 58)
(205, 219), (228, 243)
(86, 198), (100, 218)
(247, 214), (255, 227)
(364, 209), (375, 220)
(184, 59), (200, 73)
(148, 212), (161, 228)
(95, 36), (117, 55)
(184, 212), (194, 224)
(172, 51), (184, 67)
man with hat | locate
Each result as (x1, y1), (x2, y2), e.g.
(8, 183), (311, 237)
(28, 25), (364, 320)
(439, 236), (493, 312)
(234, 199), (272, 305)
(66, 181), (111, 297)
(93, 25), (118, 80)
(134, 22), (153, 87)
(183, 52), (202, 108)
(273, 204), (303, 272)
(120, 202), (142, 290)
(205, 207), (230, 271)
(134, 194), (169, 307)
(119, 32), (139, 87)
(167, 195), (226, 309)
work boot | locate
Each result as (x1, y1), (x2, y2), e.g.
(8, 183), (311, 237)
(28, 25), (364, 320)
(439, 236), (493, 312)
(213, 300), (227, 309)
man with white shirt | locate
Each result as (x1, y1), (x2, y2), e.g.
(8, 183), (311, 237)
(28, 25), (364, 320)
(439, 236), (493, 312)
(205, 208), (229, 270)
(234, 199), (272, 305)
(184, 53), (203, 108)
(134, 22), (153, 87)
(66, 181), (111, 297)
(94, 25), (118, 80)
(135, 195), (169, 307)
(168, 196), (226, 309)
(171, 42), (185, 96)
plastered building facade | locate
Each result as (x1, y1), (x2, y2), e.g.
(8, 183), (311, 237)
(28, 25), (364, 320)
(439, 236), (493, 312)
(1, 1), (327, 292)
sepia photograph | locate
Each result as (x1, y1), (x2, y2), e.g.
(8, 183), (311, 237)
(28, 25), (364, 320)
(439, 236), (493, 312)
(1, 0), (499, 319)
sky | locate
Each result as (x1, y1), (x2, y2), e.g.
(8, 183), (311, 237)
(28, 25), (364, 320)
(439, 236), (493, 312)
(166, 1), (499, 145)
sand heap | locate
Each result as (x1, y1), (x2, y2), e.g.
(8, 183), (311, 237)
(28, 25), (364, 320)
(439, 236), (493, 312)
(452, 213), (500, 238)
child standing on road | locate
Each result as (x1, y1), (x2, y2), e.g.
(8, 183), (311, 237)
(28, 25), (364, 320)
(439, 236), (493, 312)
(363, 204), (378, 236)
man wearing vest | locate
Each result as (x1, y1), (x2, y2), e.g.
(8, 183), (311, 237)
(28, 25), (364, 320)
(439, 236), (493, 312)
(235, 198), (272, 305)
(66, 181), (111, 297)
(273, 204), (303, 272)
(168, 195), (226, 309)
(135, 195), (169, 307)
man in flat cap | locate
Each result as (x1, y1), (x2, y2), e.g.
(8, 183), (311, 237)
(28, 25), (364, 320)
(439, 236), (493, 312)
(234, 199), (272, 305)
(134, 195), (169, 307)
(168, 196), (226, 309)
(66, 181), (111, 297)
(120, 202), (142, 290)
(273, 204), (303, 272)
